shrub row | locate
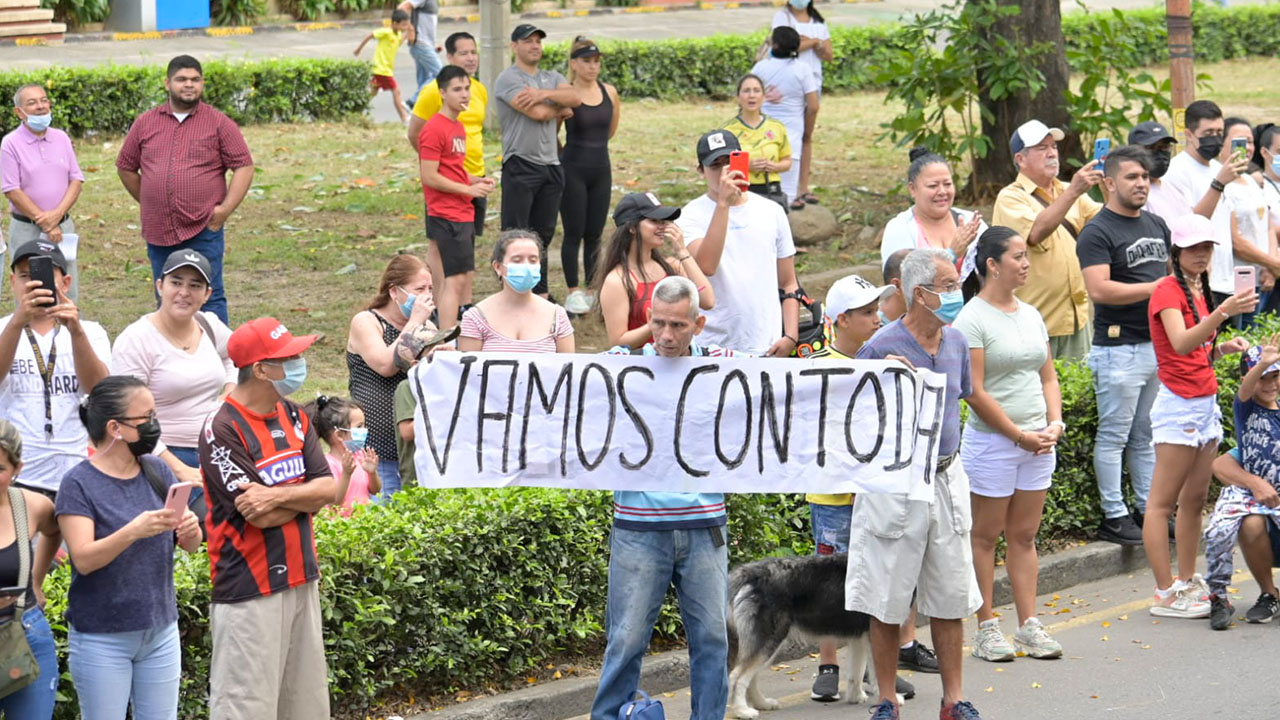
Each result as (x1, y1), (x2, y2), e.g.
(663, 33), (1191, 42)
(0, 59), (370, 138)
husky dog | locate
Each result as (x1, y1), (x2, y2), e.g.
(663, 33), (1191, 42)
(726, 553), (878, 719)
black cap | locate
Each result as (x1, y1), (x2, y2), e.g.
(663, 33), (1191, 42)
(511, 24), (545, 42)
(9, 238), (66, 272)
(570, 43), (601, 60)
(161, 249), (213, 284)
(613, 192), (681, 226)
(696, 129), (741, 167)
(1129, 121), (1174, 147)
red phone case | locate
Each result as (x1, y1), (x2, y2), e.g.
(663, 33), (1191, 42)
(729, 151), (750, 190)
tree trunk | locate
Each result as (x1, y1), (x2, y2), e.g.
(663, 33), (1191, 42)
(970, 0), (1082, 201)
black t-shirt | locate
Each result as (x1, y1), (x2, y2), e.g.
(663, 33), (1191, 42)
(1076, 207), (1171, 346)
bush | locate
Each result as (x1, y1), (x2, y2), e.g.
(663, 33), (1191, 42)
(212, 0), (268, 26)
(0, 59), (370, 138)
(40, 0), (109, 28)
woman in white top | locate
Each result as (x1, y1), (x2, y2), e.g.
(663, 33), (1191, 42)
(750, 26), (819, 210)
(880, 148), (986, 287)
(771, 0), (831, 207)
(110, 250), (235, 488)
(1221, 118), (1279, 323)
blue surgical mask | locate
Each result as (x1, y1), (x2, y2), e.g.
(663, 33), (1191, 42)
(504, 263), (541, 294)
(342, 426), (368, 452)
(268, 357), (307, 397)
(1272, 157), (1280, 177)
(878, 310), (889, 325)
(396, 286), (416, 318)
(24, 114), (51, 132)
(788, 0), (808, 8)
(923, 288), (964, 324)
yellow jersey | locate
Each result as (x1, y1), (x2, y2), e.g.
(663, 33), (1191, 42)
(412, 76), (488, 177)
(722, 115), (791, 186)
(371, 27), (402, 78)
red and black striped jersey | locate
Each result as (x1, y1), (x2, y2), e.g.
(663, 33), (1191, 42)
(198, 395), (330, 604)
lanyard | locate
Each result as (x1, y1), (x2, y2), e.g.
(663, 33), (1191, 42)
(23, 326), (57, 439)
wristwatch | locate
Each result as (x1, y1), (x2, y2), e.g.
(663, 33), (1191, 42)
(1048, 420), (1066, 431)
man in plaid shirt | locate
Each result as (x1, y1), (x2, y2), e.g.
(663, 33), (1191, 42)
(116, 55), (254, 324)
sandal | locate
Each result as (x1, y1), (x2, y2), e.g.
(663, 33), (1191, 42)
(790, 199), (806, 211)
(800, 192), (820, 204)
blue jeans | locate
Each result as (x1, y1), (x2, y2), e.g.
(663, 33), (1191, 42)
(0, 606), (58, 720)
(165, 445), (206, 508)
(376, 457), (402, 501)
(590, 525), (729, 720)
(146, 227), (227, 324)
(810, 502), (852, 555)
(69, 621), (181, 720)
(407, 42), (442, 106)
(1089, 343), (1159, 519)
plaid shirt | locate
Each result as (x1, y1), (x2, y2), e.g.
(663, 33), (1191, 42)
(115, 101), (253, 247)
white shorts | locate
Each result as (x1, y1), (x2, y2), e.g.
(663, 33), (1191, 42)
(1150, 383), (1222, 448)
(843, 459), (983, 624)
(960, 427), (1056, 498)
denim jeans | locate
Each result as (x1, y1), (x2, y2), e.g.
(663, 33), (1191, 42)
(407, 43), (442, 106)
(1089, 342), (1159, 519)
(146, 226), (227, 324)
(69, 621), (181, 720)
(0, 606), (58, 720)
(376, 457), (402, 501)
(589, 525), (729, 720)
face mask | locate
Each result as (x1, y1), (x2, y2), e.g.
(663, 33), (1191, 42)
(504, 263), (541, 294)
(922, 288), (964, 324)
(396, 286), (416, 319)
(124, 417), (162, 457)
(268, 357), (307, 397)
(1195, 135), (1224, 163)
(342, 427), (368, 453)
(1271, 156), (1280, 177)
(788, 0), (808, 8)
(878, 310), (890, 325)
(24, 114), (51, 132)
(1149, 149), (1172, 179)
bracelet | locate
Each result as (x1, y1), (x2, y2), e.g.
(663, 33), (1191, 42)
(676, 254), (693, 261)
(1048, 420), (1065, 430)
(1016, 432), (1025, 448)
(1210, 178), (1226, 193)
(782, 333), (798, 346)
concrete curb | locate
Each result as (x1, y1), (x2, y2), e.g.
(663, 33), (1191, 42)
(411, 540), (1148, 720)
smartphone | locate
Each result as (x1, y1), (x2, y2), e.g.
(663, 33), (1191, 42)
(26, 255), (57, 307)
(1092, 138), (1111, 174)
(728, 151), (750, 191)
(165, 482), (197, 516)
(1235, 265), (1257, 295)
(1231, 137), (1249, 163)
(0, 586), (25, 599)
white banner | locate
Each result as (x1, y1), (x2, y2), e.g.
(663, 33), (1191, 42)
(411, 352), (949, 502)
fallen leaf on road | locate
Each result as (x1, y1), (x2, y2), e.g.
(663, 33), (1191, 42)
(1032, 682), (1041, 689)
(1118, 614), (1129, 621)
(1101, 621), (1111, 628)
(1100, 635), (1109, 641)
(552, 671), (562, 679)
(984, 686), (994, 693)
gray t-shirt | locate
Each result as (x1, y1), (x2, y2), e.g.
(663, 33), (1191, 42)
(406, 0), (438, 49)
(495, 65), (568, 166)
(952, 297), (1050, 435)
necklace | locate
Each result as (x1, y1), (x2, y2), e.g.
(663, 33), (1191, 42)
(154, 315), (198, 351)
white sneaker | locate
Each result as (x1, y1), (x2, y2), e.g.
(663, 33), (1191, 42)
(971, 619), (1016, 662)
(1149, 582), (1210, 619)
(1012, 617), (1063, 659)
(564, 289), (594, 315)
(1189, 573), (1212, 602)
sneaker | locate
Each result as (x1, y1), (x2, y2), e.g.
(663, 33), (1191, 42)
(940, 700), (984, 720)
(1098, 515), (1144, 545)
(564, 289), (594, 315)
(1012, 617), (1063, 659)
(869, 699), (900, 720)
(896, 674), (915, 700)
(1149, 582), (1210, 619)
(971, 619), (1016, 662)
(1246, 592), (1280, 623)
(1209, 593), (1234, 631)
(1189, 573), (1212, 602)
(811, 664), (839, 702)
(898, 640), (940, 673)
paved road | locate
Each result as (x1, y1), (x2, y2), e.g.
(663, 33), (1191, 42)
(568, 556), (1280, 720)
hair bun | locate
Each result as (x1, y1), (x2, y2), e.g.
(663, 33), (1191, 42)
(315, 394), (330, 411)
(908, 146), (930, 163)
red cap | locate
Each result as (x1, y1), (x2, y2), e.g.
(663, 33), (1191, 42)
(227, 317), (318, 368)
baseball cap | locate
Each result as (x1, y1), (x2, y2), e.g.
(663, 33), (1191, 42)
(9, 238), (66, 272)
(1009, 119), (1065, 155)
(511, 24), (545, 41)
(161, 249), (213, 284)
(1128, 121), (1174, 147)
(227, 317), (318, 368)
(1243, 344), (1280, 376)
(613, 192), (681, 226)
(570, 42), (602, 60)
(824, 274), (895, 323)
(1170, 213), (1222, 248)
(394, 325), (461, 370)
(696, 130), (741, 167)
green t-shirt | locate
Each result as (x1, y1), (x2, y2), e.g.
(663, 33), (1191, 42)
(394, 379), (418, 487)
(952, 296), (1050, 435)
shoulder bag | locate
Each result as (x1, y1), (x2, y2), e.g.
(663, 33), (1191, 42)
(0, 487), (39, 700)
(618, 689), (665, 720)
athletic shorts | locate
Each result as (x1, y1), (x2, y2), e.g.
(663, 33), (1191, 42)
(371, 74), (397, 91)
(427, 216), (476, 277)
(472, 195), (487, 237)
(843, 459), (983, 624)
(1271, 517), (1280, 567)
(810, 502), (852, 555)
(1150, 383), (1222, 447)
(960, 426), (1055, 498)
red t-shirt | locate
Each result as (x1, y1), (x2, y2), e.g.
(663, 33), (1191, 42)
(418, 114), (473, 223)
(1148, 275), (1218, 398)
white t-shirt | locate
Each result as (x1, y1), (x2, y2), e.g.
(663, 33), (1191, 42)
(1143, 178), (1189, 224)
(750, 57), (818, 131)
(1223, 178), (1270, 274)
(0, 316), (111, 492)
(1261, 174), (1280, 225)
(880, 206), (987, 280)
(110, 312), (236, 449)
(771, 10), (830, 85)
(1163, 151), (1234, 294)
(678, 193), (796, 354)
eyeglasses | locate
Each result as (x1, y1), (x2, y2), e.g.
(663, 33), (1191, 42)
(116, 411), (158, 426)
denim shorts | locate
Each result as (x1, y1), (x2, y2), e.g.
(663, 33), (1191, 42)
(810, 502), (852, 555)
(1150, 383), (1223, 447)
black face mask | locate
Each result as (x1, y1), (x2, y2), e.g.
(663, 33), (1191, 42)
(121, 417), (162, 457)
(1196, 135), (1224, 163)
(1149, 148), (1172, 179)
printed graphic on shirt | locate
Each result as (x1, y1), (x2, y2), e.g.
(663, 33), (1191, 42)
(256, 449), (306, 487)
(1125, 237), (1169, 268)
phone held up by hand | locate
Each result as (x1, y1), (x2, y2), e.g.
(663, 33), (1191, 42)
(165, 482), (197, 519)
(728, 151), (750, 192)
(26, 256), (58, 308)
(1235, 265), (1257, 296)
(1092, 138), (1111, 174)
(1231, 137), (1249, 164)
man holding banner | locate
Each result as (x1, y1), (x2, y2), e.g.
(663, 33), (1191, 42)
(589, 275), (740, 720)
(848, 248), (985, 720)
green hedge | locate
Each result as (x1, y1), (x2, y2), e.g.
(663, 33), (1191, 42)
(0, 59), (370, 138)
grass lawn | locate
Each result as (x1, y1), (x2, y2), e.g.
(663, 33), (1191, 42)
(55, 56), (1280, 400)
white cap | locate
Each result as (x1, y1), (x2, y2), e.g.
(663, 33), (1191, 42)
(824, 275), (895, 323)
(1170, 214), (1222, 248)
(1010, 119), (1065, 155)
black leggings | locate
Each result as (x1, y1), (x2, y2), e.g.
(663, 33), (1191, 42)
(500, 156), (565, 295)
(559, 160), (612, 288)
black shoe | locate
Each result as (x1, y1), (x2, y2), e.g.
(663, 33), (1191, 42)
(1246, 592), (1280, 623)
(1098, 515), (1144, 545)
(1210, 593), (1234, 631)
(897, 641), (939, 673)
(810, 664), (839, 702)
(896, 674), (915, 700)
